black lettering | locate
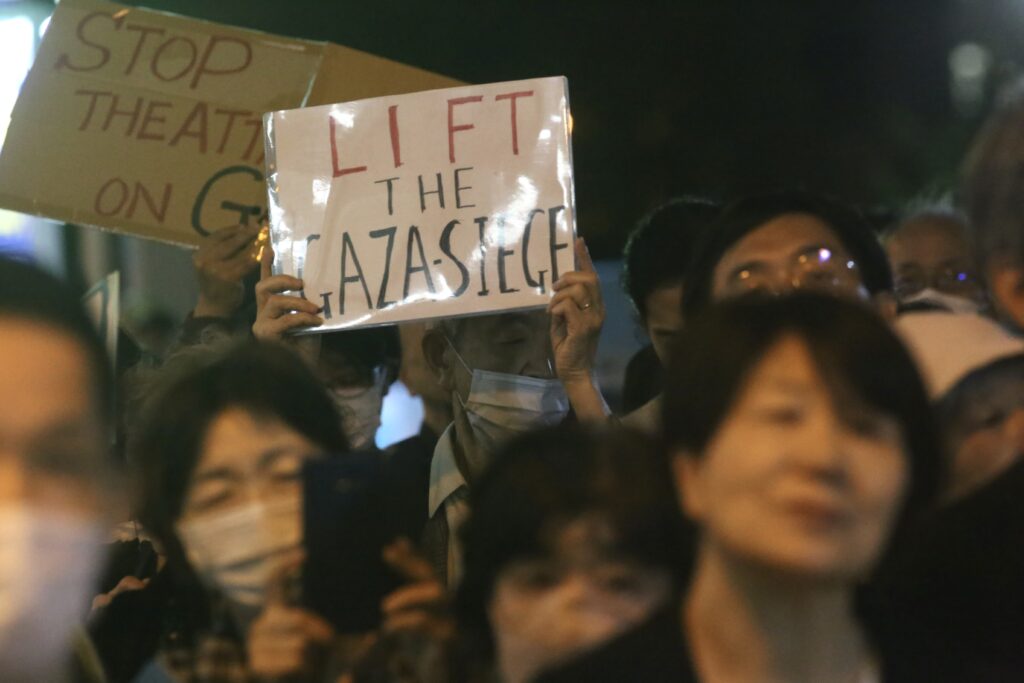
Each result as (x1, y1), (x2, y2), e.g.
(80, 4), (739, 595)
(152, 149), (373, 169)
(191, 165), (262, 236)
(548, 205), (570, 283)
(403, 225), (436, 298)
(339, 232), (373, 315)
(474, 216), (490, 296)
(439, 219), (470, 297)
(522, 208), (545, 292)
(318, 291), (333, 319)
(374, 176), (400, 216)
(369, 226), (397, 309)
(454, 166), (475, 208)
(496, 215), (519, 294)
(417, 172), (445, 212)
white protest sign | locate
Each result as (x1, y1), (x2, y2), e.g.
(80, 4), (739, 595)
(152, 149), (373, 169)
(82, 270), (119, 362)
(264, 76), (576, 331)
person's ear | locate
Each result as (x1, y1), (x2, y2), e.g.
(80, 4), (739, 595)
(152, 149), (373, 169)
(670, 450), (706, 521)
(987, 258), (1024, 330)
(422, 327), (456, 391)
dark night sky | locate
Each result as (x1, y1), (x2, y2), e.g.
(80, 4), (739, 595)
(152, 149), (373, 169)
(123, 0), (1019, 257)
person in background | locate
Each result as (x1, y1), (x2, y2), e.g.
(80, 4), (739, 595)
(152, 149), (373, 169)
(119, 341), (348, 682)
(872, 311), (1024, 679)
(961, 81), (1024, 331)
(456, 424), (686, 683)
(0, 257), (122, 683)
(882, 205), (988, 314)
(539, 294), (942, 682)
(619, 197), (720, 429)
(398, 322), (454, 440)
(681, 190), (895, 318)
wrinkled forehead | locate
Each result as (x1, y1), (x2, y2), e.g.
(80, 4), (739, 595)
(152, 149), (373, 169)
(456, 309), (549, 344)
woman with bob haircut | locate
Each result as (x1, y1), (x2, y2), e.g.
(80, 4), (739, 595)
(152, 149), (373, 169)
(539, 293), (942, 683)
(456, 424), (690, 683)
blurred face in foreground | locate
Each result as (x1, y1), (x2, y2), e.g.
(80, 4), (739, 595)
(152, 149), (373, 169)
(675, 335), (908, 582)
(712, 213), (869, 303)
(487, 516), (673, 683)
(0, 317), (112, 679)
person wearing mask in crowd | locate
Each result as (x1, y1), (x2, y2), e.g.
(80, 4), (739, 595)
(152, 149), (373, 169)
(882, 205), (988, 314)
(538, 294), (942, 683)
(872, 311), (1024, 680)
(251, 245), (400, 451)
(456, 424), (687, 683)
(961, 81), (1024, 331)
(112, 341), (349, 682)
(0, 257), (123, 683)
(619, 197), (720, 432)
(255, 237), (609, 586)
(681, 191), (896, 318)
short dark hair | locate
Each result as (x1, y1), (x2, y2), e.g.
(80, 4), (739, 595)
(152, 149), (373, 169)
(621, 197), (721, 320)
(681, 191), (893, 316)
(320, 325), (401, 386)
(456, 424), (689, 661)
(0, 257), (112, 422)
(133, 340), (349, 543)
(938, 353), (1024, 449)
(664, 293), (941, 535)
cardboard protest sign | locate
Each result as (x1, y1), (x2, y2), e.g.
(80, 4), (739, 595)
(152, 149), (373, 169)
(264, 77), (577, 331)
(0, 0), (459, 246)
(82, 270), (119, 362)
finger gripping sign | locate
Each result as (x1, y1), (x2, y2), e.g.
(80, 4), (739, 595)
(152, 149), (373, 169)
(264, 77), (576, 331)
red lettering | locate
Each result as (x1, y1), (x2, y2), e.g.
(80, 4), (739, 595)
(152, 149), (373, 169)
(123, 24), (165, 75)
(55, 11), (116, 73)
(214, 108), (251, 154)
(127, 181), (172, 223)
(191, 35), (252, 89)
(388, 104), (402, 168)
(101, 94), (143, 135)
(74, 89), (111, 131)
(151, 36), (198, 82)
(495, 90), (534, 155)
(137, 100), (171, 141)
(447, 95), (483, 163)
(94, 178), (128, 216)
(169, 102), (208, 152)
(329, 115), (367, 177)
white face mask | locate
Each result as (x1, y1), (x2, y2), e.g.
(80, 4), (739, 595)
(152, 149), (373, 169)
(176, 496), (301, 609)
(449, 344), (569, 456)
(0, 504), (105, 679)
(331, 372), (386, 451)
(903, 288), (984, 315)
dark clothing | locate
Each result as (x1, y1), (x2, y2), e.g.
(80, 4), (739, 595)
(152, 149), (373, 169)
(534, 608), (695, 683)
(865, 459), (1024, 682)
(381, 424), (440, 544)
(621, 344), (662, 413)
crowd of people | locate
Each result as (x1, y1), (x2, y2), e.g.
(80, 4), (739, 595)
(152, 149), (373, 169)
(2, 78), (1024, 683)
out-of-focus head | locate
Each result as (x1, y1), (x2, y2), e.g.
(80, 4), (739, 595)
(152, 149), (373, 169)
(133, 340), (348, 610)
(883, 207), (986, 312)
(457, 424), (684, 683)
(398, 322), (448, 406)
(622, 197), (721, 364)
(318, 326), (399, 450)
(664, 294), (940, 584)
(961, 81), (1024, 330)
(0, 257), (118, 677)
(682, 191), (894, 318)
(896, 310), (1024, 499)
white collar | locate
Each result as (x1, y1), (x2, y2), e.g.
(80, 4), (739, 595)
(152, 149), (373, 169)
(427, 423), (467, 517)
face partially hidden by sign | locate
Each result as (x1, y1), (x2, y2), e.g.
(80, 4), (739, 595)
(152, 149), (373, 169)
(711, 213), (869, 303)
(674, 335), (908, 583)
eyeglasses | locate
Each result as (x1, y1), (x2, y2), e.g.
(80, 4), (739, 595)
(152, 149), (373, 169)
(727, 246), (862, 297)
(894, 266), (982, 300)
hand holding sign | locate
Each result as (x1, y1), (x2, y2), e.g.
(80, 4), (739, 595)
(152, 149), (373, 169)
(192, 224), (262, 318)
(253, 245), (323, 340)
